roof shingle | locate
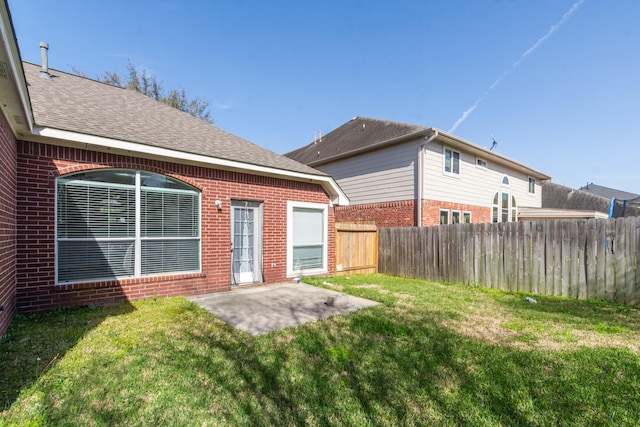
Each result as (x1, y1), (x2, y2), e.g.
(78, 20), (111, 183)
(285, 116), (428, 165)
(23, 62), (325, 176)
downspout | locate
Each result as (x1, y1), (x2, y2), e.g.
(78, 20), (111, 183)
(417, 130), (439, 226)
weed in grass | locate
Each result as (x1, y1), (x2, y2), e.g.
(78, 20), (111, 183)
(594, 323), (629, 334)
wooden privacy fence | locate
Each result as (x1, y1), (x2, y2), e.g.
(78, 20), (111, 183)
(335, 222), (378, 275)
(379, 217), (640, 305)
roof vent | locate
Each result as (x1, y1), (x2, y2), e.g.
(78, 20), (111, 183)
(39, 41), (51, 79)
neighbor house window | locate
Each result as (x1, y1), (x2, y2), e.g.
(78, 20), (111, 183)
(492, 192), (517, 223)
(452, 210), (461, 224)
(440, 209), (450, 225)
(287, 201), (328, 276)
(444, 148), (460, 175)
(56, 169), (200, 283)
(528, 177), (536, 194)
(463, 212), (472, 223)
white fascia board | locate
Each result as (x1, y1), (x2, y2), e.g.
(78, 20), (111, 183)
(434, 128), (552, 181)
(0, 4), (35, 134)
(33, 126), (349, 206)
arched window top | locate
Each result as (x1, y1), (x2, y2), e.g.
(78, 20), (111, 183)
(502, 175), (509, 186)
(60, 169), (197, 192)
(493, 192), (499, 204)
(511, 195), (517, 208)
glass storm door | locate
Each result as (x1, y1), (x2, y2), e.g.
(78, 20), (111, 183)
(231, 201), (262, 285)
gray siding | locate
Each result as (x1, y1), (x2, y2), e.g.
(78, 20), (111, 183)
(318, 140), (418, 204)
(422, 141), (542, 208)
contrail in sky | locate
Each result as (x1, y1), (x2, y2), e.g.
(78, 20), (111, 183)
(448, 0), (586, 134)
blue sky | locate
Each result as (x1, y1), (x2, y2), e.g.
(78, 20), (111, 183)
(8, 0), (640, 193)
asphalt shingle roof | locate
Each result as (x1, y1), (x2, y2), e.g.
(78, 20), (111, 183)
(578, 183), (640, 202)
(23, 62), (325, 176)
(285, 116), (428, 165)
(542, 181), (640, 217)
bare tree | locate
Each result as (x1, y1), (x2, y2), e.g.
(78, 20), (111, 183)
(77, 61), (213, 124)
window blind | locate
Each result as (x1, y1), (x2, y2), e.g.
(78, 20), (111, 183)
(56, 170), (200, 283)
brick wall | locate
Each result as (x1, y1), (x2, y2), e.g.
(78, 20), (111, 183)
(335, 199), (492, 228)
(16, 141), (334, 314)
(0, 112), (17, 338)
(336, 200), (416, 227)
(421, 200), (491, 226)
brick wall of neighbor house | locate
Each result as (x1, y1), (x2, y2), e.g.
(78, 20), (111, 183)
(421, 200), (491, 226)
(15, 140), (334, 314)
(335, 200), (416, 227)
(335, 199), (491, 228)
(0, 112), (17, 337)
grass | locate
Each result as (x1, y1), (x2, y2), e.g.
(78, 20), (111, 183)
(1, 274), (640, 426)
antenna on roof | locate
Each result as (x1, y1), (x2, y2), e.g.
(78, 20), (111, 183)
(490, 134), (498, 151)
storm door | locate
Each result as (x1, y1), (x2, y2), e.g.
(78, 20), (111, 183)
(231, 200), (263, 285)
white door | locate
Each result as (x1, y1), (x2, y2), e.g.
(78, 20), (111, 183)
(231, 201), (262, 285)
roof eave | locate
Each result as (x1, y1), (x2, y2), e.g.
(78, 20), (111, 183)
(0, 2), (35, 136)
(433, 128), (552, 180)
(307, 127), (431, 167)
(30, 126), (350, 206)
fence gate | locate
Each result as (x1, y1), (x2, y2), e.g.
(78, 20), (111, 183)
(335, 222), (378, 275)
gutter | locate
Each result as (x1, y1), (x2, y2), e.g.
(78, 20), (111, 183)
(32, 126), (350, 206)
(417, 129), (439, 226)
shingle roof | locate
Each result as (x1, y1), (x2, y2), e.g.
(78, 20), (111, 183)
(578, 183), (640, 202)
(542, 181), (640, 217)
(23, 62), (325, 176)
(285, 116), (428, 165)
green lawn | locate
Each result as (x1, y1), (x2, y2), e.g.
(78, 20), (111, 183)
(2, 274), (640, 426)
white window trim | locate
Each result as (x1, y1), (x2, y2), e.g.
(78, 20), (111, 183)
(287, 200), (328, 277)
(528, 176), (536, 194)
(443, 147), (461, 177)
(55, 170), (202, 285)
(439, 209), (450, 225)
(452, 210), (461, 224)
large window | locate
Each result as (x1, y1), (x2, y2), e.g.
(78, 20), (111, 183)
(56, 169), (200, 283)
(444, 148), (460, 175)
(287, 201), (328, 276)
(492, 192), (517, 223)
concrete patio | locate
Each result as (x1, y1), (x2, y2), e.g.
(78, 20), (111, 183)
(187, 282), (379, 335)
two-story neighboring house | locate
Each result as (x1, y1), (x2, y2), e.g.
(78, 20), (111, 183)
(286, 117), (551, 227)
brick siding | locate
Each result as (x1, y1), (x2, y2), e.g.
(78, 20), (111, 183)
(421, 200), (491, 226)
(0, 112), (17, 338)
(335, 199), (491, 227)
(336, 200), (416, 227)
(15, 140), (334, 314)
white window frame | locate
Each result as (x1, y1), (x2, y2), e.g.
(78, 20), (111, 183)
(439, 209), (450, 225)
(452, 210), (461, 224)
(55, 169), (201, 284)
(476, 158), (487, 169)
(528, 177), (536, 194)
(492, 191), (517, 223)
(287, 201), (328, 277)
(443, 147), (461, 176)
